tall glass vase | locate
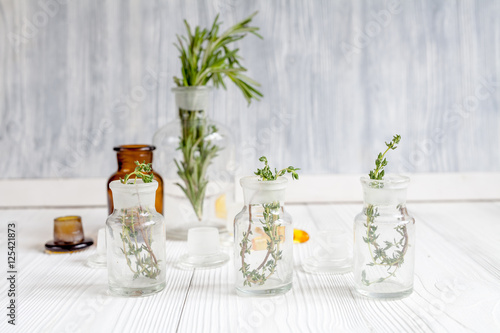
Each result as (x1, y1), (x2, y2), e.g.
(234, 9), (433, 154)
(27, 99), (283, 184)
(153, 87), (235, 240)
(353, 175), (416, 299)
(234, 176), (294, 296)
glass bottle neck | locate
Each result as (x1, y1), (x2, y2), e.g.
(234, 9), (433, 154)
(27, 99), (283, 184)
(178, 108), (207, 120)
(361, 186), (408, 208)
(360, 176), (409, 208)
(110, 180), (158, 211)
(363, 202), (407, 215)
(361, 186), (409, 216)
(243, 188), (286, 206)
(111, 187), (157, 211)
(173, 87), (211, 115)
(240, 176), (288, 206)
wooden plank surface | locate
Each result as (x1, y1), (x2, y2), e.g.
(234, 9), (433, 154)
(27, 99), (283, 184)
(1, 202), (499, 332)
(0, 0), (499, 179)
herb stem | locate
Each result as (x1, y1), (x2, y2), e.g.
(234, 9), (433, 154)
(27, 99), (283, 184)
(372, 146), (392, 180)
(175, 108), (219, 221)
(240, 203), (283, 286)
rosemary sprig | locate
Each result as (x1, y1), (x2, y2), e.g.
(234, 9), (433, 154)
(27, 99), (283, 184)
(174, 112), (219, 221)
(240, 157), (299, 287)
(173, 12), (263, 221)
(119, 161), (161, 280)
(362, 135), (408, 286)
(174, 12), (263, 104)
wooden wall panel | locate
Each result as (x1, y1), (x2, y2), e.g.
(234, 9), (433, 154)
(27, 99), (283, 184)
(0, 0), (499, 178)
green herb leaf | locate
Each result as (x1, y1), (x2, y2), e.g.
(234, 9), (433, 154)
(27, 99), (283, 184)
(173, 12), (263, 104)
(254, 156), (300, 181)
(121, 161), (155, 184)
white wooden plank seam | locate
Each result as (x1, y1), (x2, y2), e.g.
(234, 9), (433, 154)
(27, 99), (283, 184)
(0, 173), (499, 208)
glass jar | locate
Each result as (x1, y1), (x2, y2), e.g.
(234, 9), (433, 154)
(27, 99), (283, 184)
(234, 176), (294, 296)
(107, 145), (164, 215)
(106, 180), (166, 296)
(353, 175), (416, 299)
(153, 87), (235, 240)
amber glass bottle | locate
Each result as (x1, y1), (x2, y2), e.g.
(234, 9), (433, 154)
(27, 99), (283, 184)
(107, 145), (164, 215)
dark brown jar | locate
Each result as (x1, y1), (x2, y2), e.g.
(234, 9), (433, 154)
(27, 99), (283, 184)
(107, 145), (164, 215)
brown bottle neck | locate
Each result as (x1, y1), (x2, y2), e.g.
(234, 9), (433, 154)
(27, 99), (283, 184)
(117, 151), (153, 173)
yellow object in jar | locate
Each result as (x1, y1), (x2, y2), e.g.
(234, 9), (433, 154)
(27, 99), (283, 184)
(215, 194), (227, 219)
(251, 226), (286, 251)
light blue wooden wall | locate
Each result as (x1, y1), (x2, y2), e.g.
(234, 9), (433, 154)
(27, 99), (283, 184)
(0, 0), (499, 178)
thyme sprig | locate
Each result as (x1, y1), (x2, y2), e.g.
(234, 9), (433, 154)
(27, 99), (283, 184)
(369, 134), (401, 180)
(362, 204), (409, 286)
(119, 207), (161, 280)
(120, 161), (154, 184)
(118, 161), (161, 280)
(240, 202), (283, 287)
(240, 157), (299, 287)
(254, 156), (300, 181)
(362, 135), (408, 286)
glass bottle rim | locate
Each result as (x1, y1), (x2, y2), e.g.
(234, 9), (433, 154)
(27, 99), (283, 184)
(171, 86), (212, 93)
(54, 215), (82, 223)
(113, 144), (156, 152)
(240, 176), (288, 190)
(109, 179), (158, 192)
(360, 175), (410, 188)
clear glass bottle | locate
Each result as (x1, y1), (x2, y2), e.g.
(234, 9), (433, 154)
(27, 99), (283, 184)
(106, 180), (166, 296)
(153, 87), (235, 240)
(107, 145), (164, 215)
(353, 175), (416, 299)
(234, 176), (294, 296)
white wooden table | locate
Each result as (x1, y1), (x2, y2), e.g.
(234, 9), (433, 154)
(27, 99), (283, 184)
(1, 175), (500, 332)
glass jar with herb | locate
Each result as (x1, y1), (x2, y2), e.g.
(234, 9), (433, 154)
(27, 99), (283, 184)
(234, 157), (299, 296)
(153, 87), (235, 239)
(353, 176), (416, 298)
(152, 12), (262, 240)
(353, 135), (416, 299)
(106, 163), (166, 297)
